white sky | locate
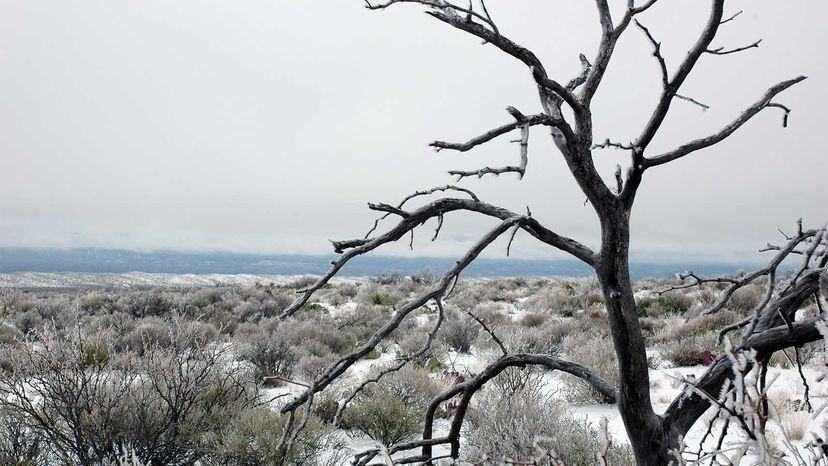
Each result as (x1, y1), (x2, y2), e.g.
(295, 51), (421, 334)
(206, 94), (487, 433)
(0, 1), (825, 263)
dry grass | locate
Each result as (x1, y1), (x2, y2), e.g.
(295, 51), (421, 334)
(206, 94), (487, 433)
(779, 410), (810, 441)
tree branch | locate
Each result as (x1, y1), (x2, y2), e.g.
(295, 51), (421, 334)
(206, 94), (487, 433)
(634, 0), (725, 150)
(645, 76), (806, 168)
(333, 298), (446, 425)
(706, 39), (761, 55)
(280, 216), (530, 414)
(282, 196), (596, 317)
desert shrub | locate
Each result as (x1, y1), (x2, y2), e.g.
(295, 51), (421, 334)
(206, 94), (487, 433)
(115, 317), (174, 354)
(238, 327), (297, 386)
(438, 312), (479, 353)
(560, 332), (618, 403)
(86, 311), (136, 337)
(123, 292), (174, 318)
(410, 269), (437, 285)
(342, 391), (420, 447)
(334, 303), (389, 342)
(342, 367), (446, 447)
(235, 292), (292, 322)
(191, 288), (224, 309)
(520, 311), (547, 328)
(396, 326), (443, 363)
(335, 282), (360, 299)
(636, 293), (693, 317)
(464, 385), (633, 464)
(202, 407), (342, 466)
(0, 407), (48, 466)
(0, 324), (22, 345)
(82, 341), (110, 368)
(370, 273), (404, 286)
(655, 331), (718, 367)
(523, 286), (577, 316)
(728, 284), (764, 314)
(494, 324), (563, 357)
(284, 275), (320, 290)
(680, 311), (738, 338)
(12, 309), (44, 335)
(296, 353), (340, 381)
(0, 324), (258, 465)
(278, 317), (354, 356)
(312, 394), (340, 424)
(473, 302), (510, 324)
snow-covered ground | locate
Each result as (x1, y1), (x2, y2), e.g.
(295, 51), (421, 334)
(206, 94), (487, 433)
(272, 295), (828, 465)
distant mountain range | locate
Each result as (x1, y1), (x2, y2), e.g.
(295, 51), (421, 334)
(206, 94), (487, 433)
(0, 247), (759, 281)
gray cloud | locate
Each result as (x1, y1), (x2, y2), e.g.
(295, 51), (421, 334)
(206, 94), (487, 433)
(1, 0), (825, 263)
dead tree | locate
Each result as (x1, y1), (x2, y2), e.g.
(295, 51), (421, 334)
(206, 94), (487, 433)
(272, 2), (824, 464)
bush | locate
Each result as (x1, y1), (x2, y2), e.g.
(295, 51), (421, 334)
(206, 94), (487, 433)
(202, 407), (342, 465)
(464, 386), (633, 464)
(342, 392), (422, 447)
(0, 324), (259, 465)
(636, 293), (693, 317)
(560, 332), (618, 403)
(342, 367), (446, 446)
(655, 332), (718, 367)
(0, 325), (22, 345)
(438, 311), (479, 353)
(0, 407), (47, 466)
(728, 285), (764, 314)
(520, 312), (547, 328)
(115, 316), (174, 354)
(238, 327), (297, 386)
(492, 324), (563, 357)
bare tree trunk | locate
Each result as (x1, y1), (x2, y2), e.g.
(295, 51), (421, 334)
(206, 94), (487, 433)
(595, 210), (670, 464)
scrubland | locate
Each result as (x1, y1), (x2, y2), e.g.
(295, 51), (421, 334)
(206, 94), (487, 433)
(0, 273), (824, 465)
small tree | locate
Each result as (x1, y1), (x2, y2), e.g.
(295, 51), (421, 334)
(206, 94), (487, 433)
(273, 1), (825, 464)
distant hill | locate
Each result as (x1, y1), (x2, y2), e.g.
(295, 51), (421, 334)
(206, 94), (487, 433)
(0, 247), (758, 280)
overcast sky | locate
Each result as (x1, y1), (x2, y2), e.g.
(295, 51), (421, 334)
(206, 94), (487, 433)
(0, 1), (825, 263)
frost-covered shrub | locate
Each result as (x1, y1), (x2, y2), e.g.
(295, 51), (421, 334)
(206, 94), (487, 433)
(636, 293), (694, 317)
(470, 301), (509, 325)
(296, 353), (340, 381)
(655, 331), (718, 367)
(342, 367), (446, 447)
(438, 311), (479, 353)
(279, 317), (354, 356)
(335, 304), (391, 344)
(115, 317), (174, 354)
(728, 284), (764, 314)
(0, 407), (47, 466)
(520, 311), (547, 328)
(396, 322), (444, 363)
(464, 386), (633, 464)
(0, 325), (258, 465)
(560, 332), (618, 403)
(237, 327), (297, 385)
(370, 273), (404, 286)
(492, 323), (564, 357)
(12, 309), (45, 335)
(655, 311), (738, 343)
(523, 286), (577, 315)
(202, 408), (342, 465)
(0, 324), (22, 345)
(122, 291), (174, 318)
